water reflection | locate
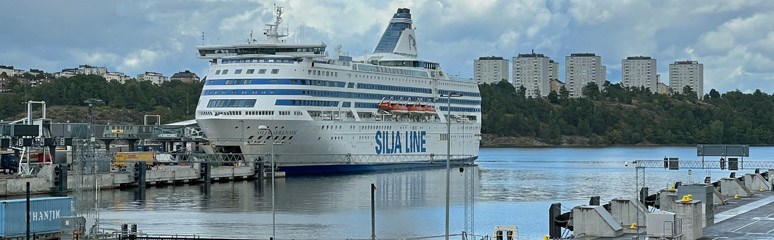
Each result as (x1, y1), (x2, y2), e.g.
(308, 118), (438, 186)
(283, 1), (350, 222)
(89, 147), (771, 239)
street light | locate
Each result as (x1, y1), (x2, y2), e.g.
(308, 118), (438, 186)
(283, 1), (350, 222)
(257, 125), (275, 239)
(440, 92), (462, 240)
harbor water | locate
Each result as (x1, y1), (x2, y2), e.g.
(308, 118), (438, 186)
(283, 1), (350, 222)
(91, 147), (770, 239)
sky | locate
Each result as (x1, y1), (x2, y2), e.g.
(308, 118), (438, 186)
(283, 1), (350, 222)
(1, 0), (773, 94)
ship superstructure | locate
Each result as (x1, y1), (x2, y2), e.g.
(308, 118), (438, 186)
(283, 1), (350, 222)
(194, 7), (481, 173)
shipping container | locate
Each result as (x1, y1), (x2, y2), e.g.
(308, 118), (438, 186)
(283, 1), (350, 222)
(113, 152), (155, 166)
(0, 197), (74, 237)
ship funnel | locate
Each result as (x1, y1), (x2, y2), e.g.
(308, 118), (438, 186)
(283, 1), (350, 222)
(373, 8), (418, 58)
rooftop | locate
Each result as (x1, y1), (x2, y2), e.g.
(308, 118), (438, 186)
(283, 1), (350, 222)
(478, 56), (504, 60)
(626, 56), (652, 60)
(570, 53), (596, 57)
(674, 60), (700, 65)
(171, 70), (199, 78)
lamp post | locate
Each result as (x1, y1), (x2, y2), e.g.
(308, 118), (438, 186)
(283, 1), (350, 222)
(258, 125), (275, 239)
(441, 92), (462, 240)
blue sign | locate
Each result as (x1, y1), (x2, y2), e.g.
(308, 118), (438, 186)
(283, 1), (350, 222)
(375, 131), (426, 154)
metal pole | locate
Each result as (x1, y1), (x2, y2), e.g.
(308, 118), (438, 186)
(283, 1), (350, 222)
(26, 181), (30, 240)
(445, 94), (451, 240)
(270, 129), (276, 239)
(371, 183), (376, 240)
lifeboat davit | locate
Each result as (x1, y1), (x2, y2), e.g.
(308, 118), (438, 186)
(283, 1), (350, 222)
(391, 104), (409, 114)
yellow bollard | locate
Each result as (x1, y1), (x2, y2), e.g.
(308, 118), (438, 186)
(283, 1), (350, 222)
(681, 194), (693, 202)
(669, 185), (675, 191)
(544, 235), (549, 240)
(734, 194), (739, 199)
(761, 187), (765, 192)
(630, 223), (637, 229)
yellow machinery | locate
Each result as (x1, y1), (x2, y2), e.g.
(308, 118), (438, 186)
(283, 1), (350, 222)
(113, 152), (154, 166)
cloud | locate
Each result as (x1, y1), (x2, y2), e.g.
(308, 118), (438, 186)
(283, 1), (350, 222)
(0, 0), (773, 95)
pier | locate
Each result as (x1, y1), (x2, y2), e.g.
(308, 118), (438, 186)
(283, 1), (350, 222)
(548, 145), (774, 239)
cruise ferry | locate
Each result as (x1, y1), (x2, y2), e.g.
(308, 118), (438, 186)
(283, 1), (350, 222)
(194, 7), (481, 174)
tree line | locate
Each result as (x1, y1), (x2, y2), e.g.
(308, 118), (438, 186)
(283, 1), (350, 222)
(0, 74), (203, 124)
(481, 80), (774, 145)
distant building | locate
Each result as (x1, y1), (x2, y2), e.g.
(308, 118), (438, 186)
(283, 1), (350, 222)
(473, 56), (509, 84)
(669, 60), (704, 99)
(548, 59), (559, 82)
(28, 69), (44, 76)
(622, 56), (657, 92)
(550, 79), (565, 93)
(565, 53), (606, 98)
(0, 65), (13, 77)
(12, 69), (25, 76)
(170, 70), (200, 83)
(137, 72), (168, 85)
(657, 82), (670, 95)
(513, 51), (555, 98)
(0, 75), (8, 92)
(54, 68), (77, 78)
(77, 65), (107, 76)
(104, 72), (131, 84)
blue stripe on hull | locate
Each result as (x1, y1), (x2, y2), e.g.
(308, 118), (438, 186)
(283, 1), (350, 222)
(278, 156), (478, 175)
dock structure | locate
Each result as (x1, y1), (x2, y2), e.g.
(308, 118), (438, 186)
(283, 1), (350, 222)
(549, 173), (774, 239)
(0, 162), (263, 196)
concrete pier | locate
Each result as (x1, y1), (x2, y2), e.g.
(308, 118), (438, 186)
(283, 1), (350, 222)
(608, 199), (647, 234)
(720, 178), (752, 198)
(743, 173), (771, 192)
(572, 205), (623, 238)
(0, 164), (260, 196)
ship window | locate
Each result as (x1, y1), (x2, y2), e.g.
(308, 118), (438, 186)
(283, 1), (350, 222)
(246, 69), (255, 74)
(215, 70), (221, 75)
(235, 69), (243, 74)
(258, 69), (266, 74)
(271, 69), (279, 74)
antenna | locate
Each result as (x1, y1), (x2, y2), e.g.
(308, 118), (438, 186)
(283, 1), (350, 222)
(201, 32), (205, 45)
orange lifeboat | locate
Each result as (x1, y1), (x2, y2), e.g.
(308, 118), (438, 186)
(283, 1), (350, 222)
(391, 104), (409, 114)
(408, 105), (425, 114)
(379, 102), (392, 111)
(424, 105), (436, 114)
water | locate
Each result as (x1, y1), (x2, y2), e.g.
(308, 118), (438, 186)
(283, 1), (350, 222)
(92, 147), (772, 239)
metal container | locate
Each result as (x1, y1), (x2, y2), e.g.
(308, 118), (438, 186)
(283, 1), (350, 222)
(0, 197), (74, 237)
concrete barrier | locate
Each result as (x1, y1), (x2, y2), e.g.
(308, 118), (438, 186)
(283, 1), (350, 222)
(608, 198), (647, 233)
(571, 205), (623, 238)
(743, 173), (771, 192)
(720, 178), (752, 198)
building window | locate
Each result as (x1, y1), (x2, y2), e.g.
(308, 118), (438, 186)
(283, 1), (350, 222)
(246, 69), (255, 74)
(215, 70), (221, 75)
(222, 69), (229, 74)
(271, 69), (279, 74)
(258, 69), (266, 74)
(235, 69), (242, 74)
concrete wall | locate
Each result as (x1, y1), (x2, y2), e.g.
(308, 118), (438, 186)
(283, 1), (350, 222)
(608, 199), (647, 233)
(743, 173), (771, 192)
(673, 200), (703, 240)
(659, 190), (678, 212)
(571, 206), (623, 238)
(720, 178), (752, 198)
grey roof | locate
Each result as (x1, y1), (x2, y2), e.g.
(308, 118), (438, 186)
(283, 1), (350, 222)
(171, 70), (199, 79)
